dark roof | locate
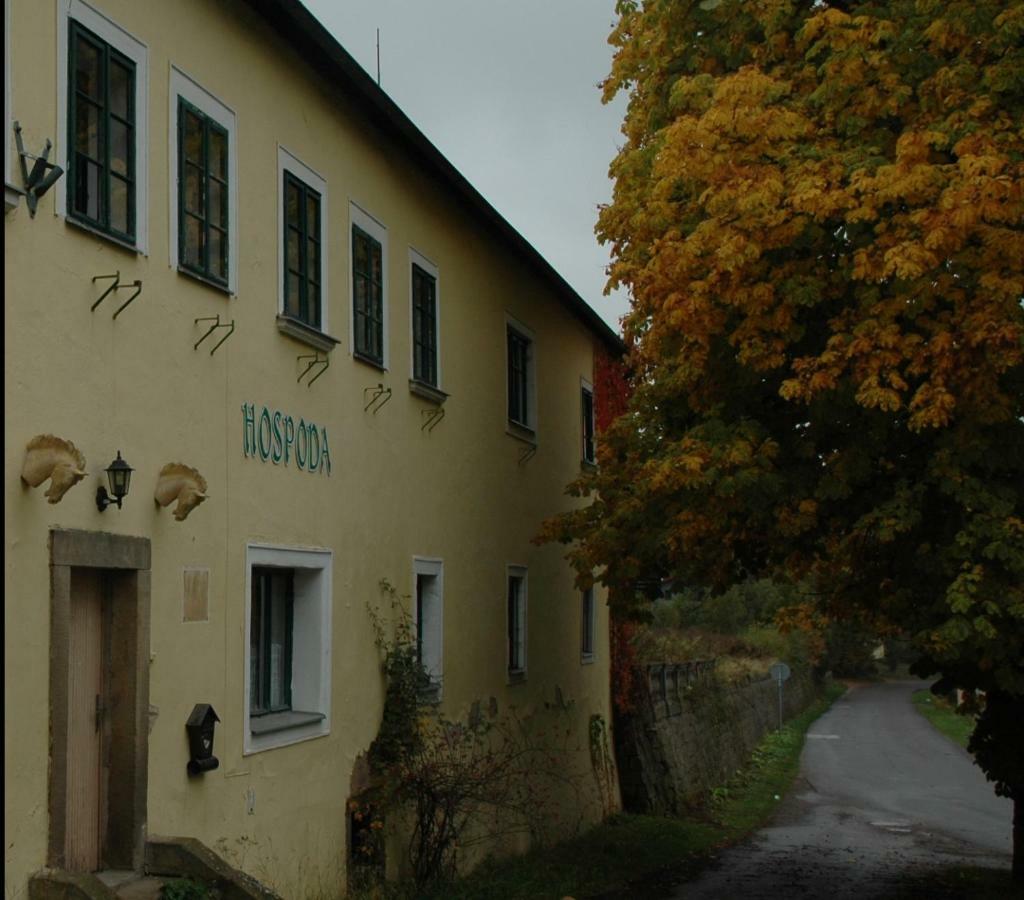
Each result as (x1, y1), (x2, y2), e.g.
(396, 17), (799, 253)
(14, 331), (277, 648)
(241, 0), (624, 353)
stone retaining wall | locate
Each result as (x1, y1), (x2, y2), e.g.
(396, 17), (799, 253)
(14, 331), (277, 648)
(615, 667), (819, 814)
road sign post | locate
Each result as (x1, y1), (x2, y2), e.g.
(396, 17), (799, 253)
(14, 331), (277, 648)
(770, 662), (791, 731)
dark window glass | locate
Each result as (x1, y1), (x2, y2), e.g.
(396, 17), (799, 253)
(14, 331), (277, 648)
(581, 589), (595, 657)
(507, 328), (530, 425)
(508, 576), (525, 673)
(177, 98), (228, 286)
(283, 172), (321, 328)
(353, 226), (384, 363)
(250, 568), (294, 716)
(68, 20), (135, 241)
(412, 264), (437, 386)
(582, 386), (596, 463)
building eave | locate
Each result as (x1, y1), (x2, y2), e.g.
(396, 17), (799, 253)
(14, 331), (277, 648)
(240, 0), (625, 355)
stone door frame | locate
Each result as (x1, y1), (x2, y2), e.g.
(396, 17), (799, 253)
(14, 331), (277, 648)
(48, 529), (151, 872)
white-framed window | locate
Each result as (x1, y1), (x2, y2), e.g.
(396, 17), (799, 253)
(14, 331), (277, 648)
(5, 0), (16, 209)
(244, 543), (332, 754)
(56, 0), (149, 252)
(278, 146), (329, 333)
(506, 315), (536, 432)
(507, 565), (528, 679)
(581, 378), (596, 464)
(409, 247), (441, 390)
(350, 201), (389, 368)
(413, 557), (444, 701)
(169, 66), (238, 294)
(581, 587), (596, 663)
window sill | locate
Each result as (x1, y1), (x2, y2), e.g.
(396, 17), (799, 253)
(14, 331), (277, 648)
(409, 380), (448, 406)
(505, 421), (537, 446)
(581, 654), (596, 666)
(178, 265), (232, 297)
(66, 214), (141, 255)
(250, 709), (326, 736)
(276, 315), (340, 353)
(581, 459), (598, 472)
(507, 670), (527, 685)
(418, 682), (443, 705)
(353, 350), (386, 372)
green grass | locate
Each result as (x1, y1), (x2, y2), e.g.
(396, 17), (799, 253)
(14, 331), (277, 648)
(912, 689), (975, 749)
(376, 679), (847, 900)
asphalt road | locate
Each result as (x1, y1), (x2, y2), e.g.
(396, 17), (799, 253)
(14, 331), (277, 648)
(665, 680), (1014, 899)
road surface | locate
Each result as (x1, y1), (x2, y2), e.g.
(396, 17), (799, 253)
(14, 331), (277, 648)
(666, 679), (1014, 898)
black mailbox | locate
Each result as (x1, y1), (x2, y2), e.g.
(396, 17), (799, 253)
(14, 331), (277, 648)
(186, 703), (220, 775)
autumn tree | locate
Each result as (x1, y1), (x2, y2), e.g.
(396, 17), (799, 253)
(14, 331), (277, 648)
(541, 0), (1024, 877)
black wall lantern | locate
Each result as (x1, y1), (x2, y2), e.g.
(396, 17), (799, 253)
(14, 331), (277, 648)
(96, 451), (133, 512)
(186, 703), (220, 775)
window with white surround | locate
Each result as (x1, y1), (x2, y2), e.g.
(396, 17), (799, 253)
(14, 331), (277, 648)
(350, 201), (389, 368)
(581, 587), (596, 663)
(409, 248), (441, 392)
(413, 557), (444, 701)
(581, 378), (596, 464)
(57, 0), (148, 251)
(244, 544), (332, 754)
(507, 566), (528, 679)
(506, 316), (536, 432)
(5, 0), (17, 210)
(277, 146), (335, 350)
(169, 66), (237, 293)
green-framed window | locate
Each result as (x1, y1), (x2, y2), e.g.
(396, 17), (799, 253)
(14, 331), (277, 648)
(507, 327), (531, 426)
(250, 567), (294, 716)
(581, 588), (595, 659)
(582, 384), (596, 463)
(507, 572), (526, 674)
(412, 264), (437, 386)
(68, 18), (136, 242)
(178, 97), (228, 286)
(353, 225), (384, 364)
(283, 171), (322, 329)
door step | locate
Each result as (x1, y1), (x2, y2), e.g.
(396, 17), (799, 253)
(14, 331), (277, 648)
(111, 878), (166, 900)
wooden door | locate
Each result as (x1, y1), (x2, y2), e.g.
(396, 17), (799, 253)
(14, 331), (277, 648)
(65, 568), (107, 871)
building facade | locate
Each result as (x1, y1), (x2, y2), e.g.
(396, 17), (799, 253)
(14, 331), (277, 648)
(4, 1), (620, 896)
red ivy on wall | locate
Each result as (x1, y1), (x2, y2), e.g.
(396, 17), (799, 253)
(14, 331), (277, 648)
(593, 341), (639, 713)
(593, 342), (630, 435)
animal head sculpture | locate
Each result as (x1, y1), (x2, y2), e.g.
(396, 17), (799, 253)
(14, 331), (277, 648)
(21, 435), (87, 503)
(154, 463), (208, 522)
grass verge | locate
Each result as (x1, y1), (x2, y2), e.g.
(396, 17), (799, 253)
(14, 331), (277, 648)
(382, 679), (847, 900)
(911, 689), (974, 749)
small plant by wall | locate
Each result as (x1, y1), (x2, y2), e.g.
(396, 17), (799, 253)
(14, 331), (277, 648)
(354, 580), (586, 892)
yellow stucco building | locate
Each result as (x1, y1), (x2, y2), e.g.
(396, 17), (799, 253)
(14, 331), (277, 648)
(4, 1), (620, 896)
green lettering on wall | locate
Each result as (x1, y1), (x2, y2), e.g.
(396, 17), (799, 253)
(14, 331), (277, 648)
(258, 407), (272, 461)
(241, 403), (330, 475)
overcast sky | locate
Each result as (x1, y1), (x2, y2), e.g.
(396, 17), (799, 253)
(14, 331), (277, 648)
(302, 0), (631, 334)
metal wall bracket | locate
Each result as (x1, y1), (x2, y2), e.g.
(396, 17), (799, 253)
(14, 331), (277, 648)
(297, 351), (329, 386)
(91, 272), (142, 317)
(194, 315), (236, 355)
(111, 280), (143, 319)
(92, 272), (121, 311)
(518, 445), (537, 466)
(421, 407), (445, 433)
(14, 121), (64, 218)
(363, 383), (392, 414)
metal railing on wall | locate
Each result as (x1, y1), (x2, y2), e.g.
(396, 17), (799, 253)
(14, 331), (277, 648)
(645, 660), (717, 719)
